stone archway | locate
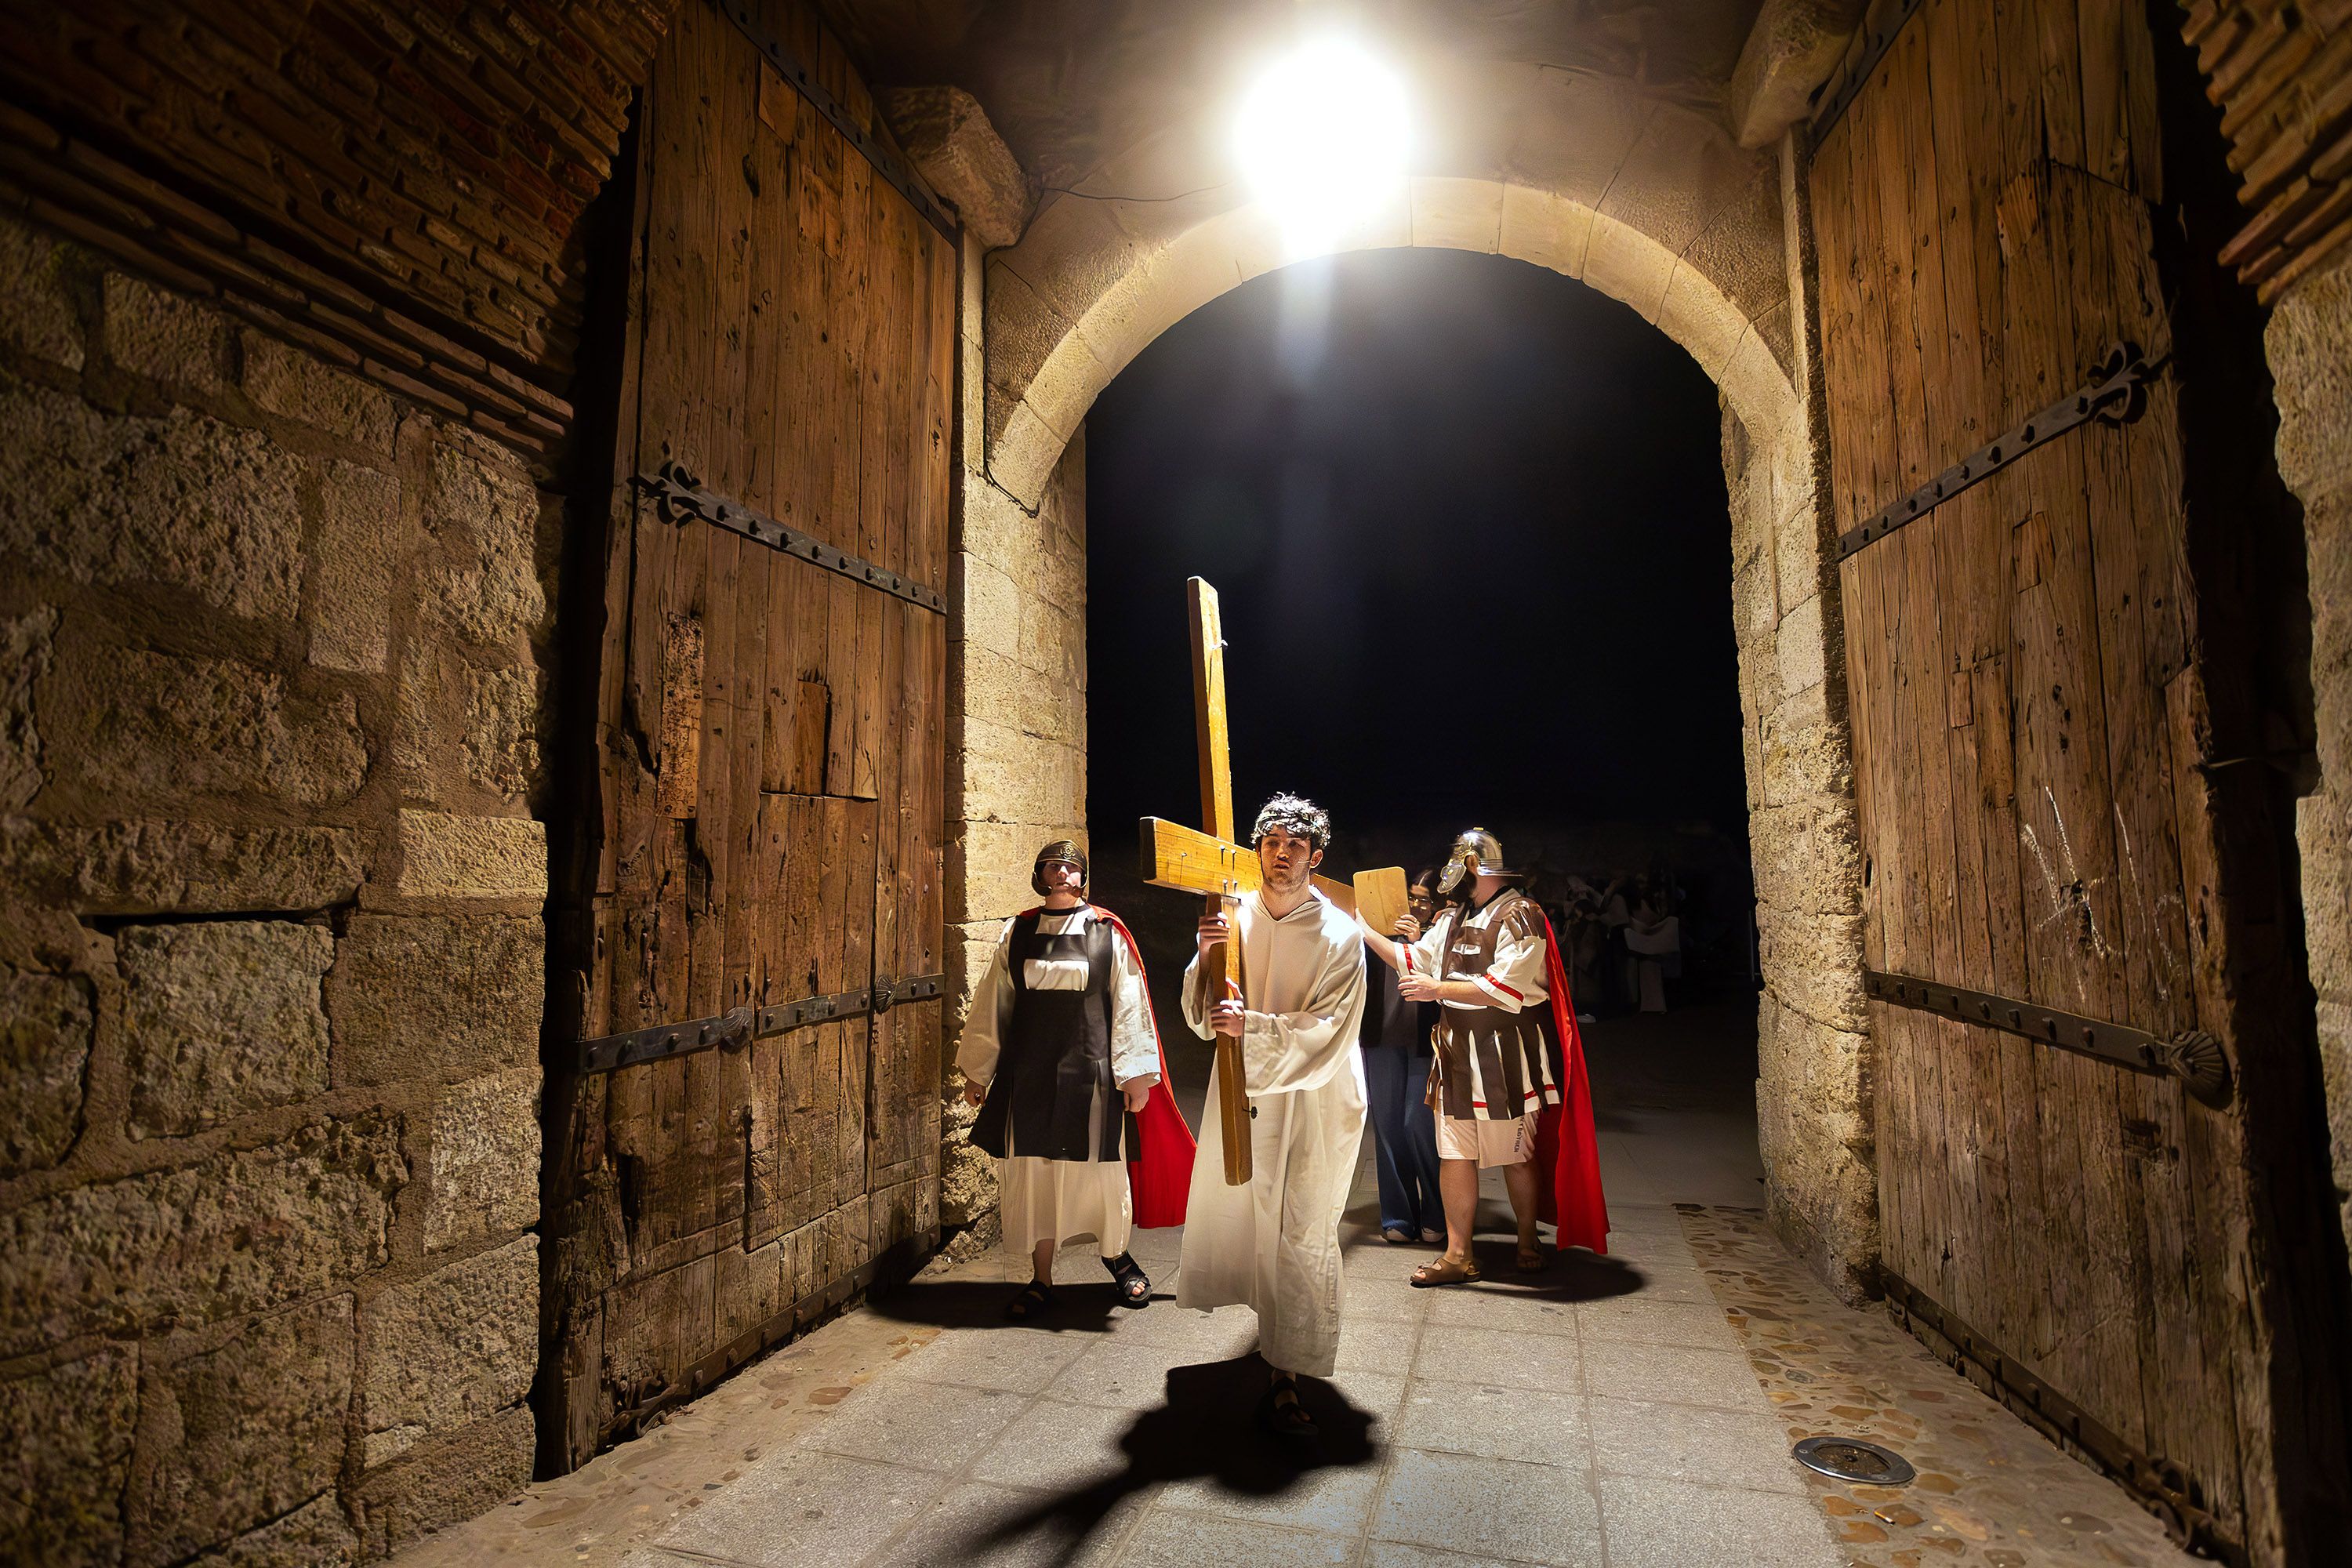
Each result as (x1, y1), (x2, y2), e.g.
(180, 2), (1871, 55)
(944, 80), (1881, 1298)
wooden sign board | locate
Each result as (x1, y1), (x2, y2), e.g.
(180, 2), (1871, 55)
(1352, 866), (1410, 938)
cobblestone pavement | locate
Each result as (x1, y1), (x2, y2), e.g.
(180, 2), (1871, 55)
(1682, 1207), (2199, 1568)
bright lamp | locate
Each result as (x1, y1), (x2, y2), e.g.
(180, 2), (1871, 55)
(1235, 39), (1410, 257)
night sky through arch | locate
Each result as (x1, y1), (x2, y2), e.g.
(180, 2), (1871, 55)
(1084, 245), (1745, 871)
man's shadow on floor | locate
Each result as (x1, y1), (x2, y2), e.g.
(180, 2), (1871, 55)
(967, 1351), (1378, 1566)
(866, 1277), (1144, 1333)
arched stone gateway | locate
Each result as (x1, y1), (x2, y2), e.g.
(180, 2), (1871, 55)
(0, 0), (2347, 1562)
(949, 100), (1879, 1308)
(984, 176), (1804, 507)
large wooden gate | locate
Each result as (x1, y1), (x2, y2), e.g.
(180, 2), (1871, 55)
(1808, 1), (2345, 1559)
(542, 0), (952, 1472)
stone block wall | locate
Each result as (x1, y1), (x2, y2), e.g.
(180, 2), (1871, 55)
(1737, 138), (1875, 1302)
(940, 234), (1090, 1236)
(0, 212), (551, 1564)
(2265, 252), (2352, 1258)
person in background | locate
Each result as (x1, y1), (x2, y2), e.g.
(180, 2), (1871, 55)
(1624, 880), (1681, 1014)
(1361, 869), (1444, 1245)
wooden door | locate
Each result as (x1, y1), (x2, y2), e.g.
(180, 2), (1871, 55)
(1809, 1), (2345, 1559)
(542, 0), (952, 1472)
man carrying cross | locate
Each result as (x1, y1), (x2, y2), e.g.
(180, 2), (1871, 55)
(1177, 793), (1367, 1439)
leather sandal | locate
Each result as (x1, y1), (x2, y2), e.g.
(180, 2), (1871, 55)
(1103, 1252), (1152, 1307)
(1410, 1254), (1483, 1288)
(1515, 1245), (1548, 1275)
(1257, 1377), (1319, 1439)
(1002, 1279), (1055, 1320)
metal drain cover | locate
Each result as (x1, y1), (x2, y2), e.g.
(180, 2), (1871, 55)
(1791, 1436), (1917, 1485)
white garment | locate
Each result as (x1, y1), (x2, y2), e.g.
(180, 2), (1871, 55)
(954, 905), (1160, 1258)
(999, 1154), (1131, 1259)
(1407, 896), (1551, 1011)
(1176, 887), (1367, 1376)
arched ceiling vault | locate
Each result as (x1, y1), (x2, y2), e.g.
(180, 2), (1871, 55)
(814, 4), (1802, 510)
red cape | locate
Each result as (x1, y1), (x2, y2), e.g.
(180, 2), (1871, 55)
(1527, 906), (1610, 1254)
(1083, 905), (1196, 1228)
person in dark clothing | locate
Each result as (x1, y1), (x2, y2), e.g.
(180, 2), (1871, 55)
(1362, 870), (1443, 1243)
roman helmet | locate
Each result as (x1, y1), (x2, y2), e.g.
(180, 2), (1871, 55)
(1031, 838), (1088, 896)
(1436, 827), (1519, 895)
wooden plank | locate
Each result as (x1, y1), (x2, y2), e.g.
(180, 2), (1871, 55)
(1886, 11), (1982, 1323)
(1843, 49), (1944, 1296)
(2069, 158), (2248, 1533)
(1925, 0), (2050, 1377)
(1353, 868), (1410, 939)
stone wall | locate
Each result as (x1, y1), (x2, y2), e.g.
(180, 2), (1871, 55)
(2266, 252), (2352, 1258)
(0, 212), (550, 1564)
(940, 231), (1090, 1239)
(1729, 139), (1875, 1302)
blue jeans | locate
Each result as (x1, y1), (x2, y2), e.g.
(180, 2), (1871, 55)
(1363, 1044), (1442, 1235)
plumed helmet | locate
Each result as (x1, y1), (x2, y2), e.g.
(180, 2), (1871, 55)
(1436, 828), (1518, 894)
(1031, 839), (1088, 895)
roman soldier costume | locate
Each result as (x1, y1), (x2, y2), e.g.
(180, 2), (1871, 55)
(1409, 829), (1608, 1254)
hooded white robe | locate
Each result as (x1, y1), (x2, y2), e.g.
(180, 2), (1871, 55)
(1175, 887), (1367, 1376)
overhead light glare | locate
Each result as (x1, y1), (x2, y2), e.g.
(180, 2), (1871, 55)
(1235, 38), (1410, 258)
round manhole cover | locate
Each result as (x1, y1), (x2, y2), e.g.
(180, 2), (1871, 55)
(1791, 1436), (1917, 1486)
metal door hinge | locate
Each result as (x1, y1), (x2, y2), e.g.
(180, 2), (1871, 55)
(1863, 968), (2229, 1104)
(1837, 343), (2161, 562)
(577, 971), (946, 1073)
(1809, 0), (1928, 145)
(634, 464), (946, 613)
(709, 0), (960, 243)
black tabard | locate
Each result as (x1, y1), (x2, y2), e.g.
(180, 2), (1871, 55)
(968, 912), (1131, 1163)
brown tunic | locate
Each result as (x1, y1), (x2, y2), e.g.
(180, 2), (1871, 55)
(1427, 891), (1563, 1122)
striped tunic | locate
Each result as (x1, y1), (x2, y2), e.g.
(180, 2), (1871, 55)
(1406, 890), (1562, 1123)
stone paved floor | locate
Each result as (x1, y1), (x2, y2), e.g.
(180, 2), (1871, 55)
(391, 1004), (2198, 1568)
(1682, 1208), (2198, 1568)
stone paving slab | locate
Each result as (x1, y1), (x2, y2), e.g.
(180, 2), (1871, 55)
(391, 1152), (1856, 1568)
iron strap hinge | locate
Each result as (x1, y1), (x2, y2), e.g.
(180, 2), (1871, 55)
(709, 0), (961, 244)
(633, 465), (946, 613)
(1836, 343), (2161, 562)
(1809, 0), (1927, 144)
(1863, 968), (2229, 1104)
(1881, 1273), (2242, 1564)
(576, 971), (946, 1074)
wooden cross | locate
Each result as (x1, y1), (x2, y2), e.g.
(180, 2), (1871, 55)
(1138, 578), (1381, 1186)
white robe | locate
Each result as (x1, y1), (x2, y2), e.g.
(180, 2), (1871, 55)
(1176, 887), (1367, 1376)
(954, 906), (1160, 1259)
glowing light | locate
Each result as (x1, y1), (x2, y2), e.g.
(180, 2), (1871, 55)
(1234, 39), (1410, 258)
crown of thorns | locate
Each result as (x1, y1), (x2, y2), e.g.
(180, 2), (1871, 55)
(1251, 793), (1330, 849)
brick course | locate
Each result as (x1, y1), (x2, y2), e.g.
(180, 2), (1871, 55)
(0, 0), (684, 458)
